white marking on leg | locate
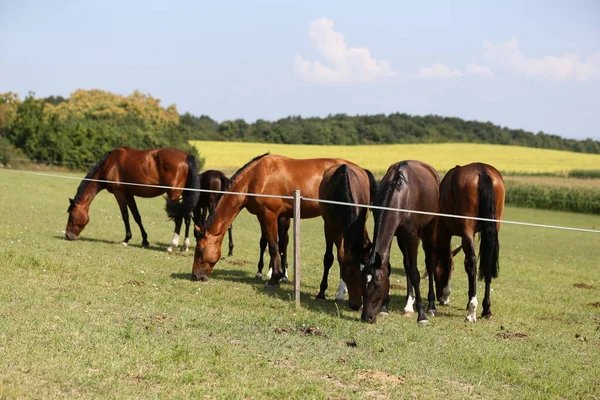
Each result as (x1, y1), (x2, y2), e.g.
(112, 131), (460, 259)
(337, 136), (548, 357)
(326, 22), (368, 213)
(440, 284), (451, 305)
(122, 242), (128, 246)
(335, 279), (347, 301)
(403, 294), (415, 314)
(167, 233), (179, 253)
(366, 274), (372, 284)
(183, 237), (190, 252)
(255, 272), (263, 279)
(266, 267), (273, 279)
(466, 296), (478, 322)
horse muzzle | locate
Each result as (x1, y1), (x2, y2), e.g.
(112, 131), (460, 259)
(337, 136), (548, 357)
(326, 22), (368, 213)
(65, 231), (79, 241)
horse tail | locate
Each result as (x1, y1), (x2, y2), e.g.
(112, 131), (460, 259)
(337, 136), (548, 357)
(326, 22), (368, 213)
(478, 170), (500, 281)
(365, 169), (378, 205)
(166, 154), (201, 220)
(330, 164), (356, 230)
(219, 172), (229, 192)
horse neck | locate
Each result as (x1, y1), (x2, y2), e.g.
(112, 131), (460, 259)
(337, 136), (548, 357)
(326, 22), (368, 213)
(370, 212), (396, 267)
(207, 190), (246, 237)
(78, 177), (104, 210)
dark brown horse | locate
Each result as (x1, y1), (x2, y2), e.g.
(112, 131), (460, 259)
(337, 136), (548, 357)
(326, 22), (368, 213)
(193, 153), (356, 286)
(361, 160), (440, 324)
(434, 162), (505, 322)
(316, 164), (377, 310)
(195, 170), (234, 256)
(66, 147), (200, 252)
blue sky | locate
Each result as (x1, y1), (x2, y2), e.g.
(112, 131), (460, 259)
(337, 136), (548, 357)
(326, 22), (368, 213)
(1, 0), (599, 140)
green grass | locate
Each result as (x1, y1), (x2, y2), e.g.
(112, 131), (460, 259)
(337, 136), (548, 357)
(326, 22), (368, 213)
(1, 168), (600, 399)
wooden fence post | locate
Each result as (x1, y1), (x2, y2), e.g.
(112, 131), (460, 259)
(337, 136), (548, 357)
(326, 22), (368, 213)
(293, 189), (301, 308)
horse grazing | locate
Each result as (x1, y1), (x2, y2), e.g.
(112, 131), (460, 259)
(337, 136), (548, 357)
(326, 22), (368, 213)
(316, 164), (377, 311)
(193, 153), (357, 286)
(193, 169), (291, 280)
(196, 170), (234, 257)
(434, 162), (505, 322)
(361, 160), (440, 324)
(66, 147), (200, 252)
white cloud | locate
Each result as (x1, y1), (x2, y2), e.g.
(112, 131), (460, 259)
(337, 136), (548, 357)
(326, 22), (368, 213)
(466, 63), (494, 79)
(417, 63), (463, 79)
(294, 18), (398, 84)
(483, 36), (600, 81)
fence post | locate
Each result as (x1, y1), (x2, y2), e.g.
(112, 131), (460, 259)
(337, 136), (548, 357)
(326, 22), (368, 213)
(293, 189), (301, 308)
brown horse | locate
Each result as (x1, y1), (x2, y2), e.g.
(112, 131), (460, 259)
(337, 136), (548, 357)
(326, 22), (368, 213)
(316, 164), (377, 310)
(193, 153), (357, 286)
(196, 170), (234, 256)
(194, 170), (291, 280)
(361, 160), (440, 324)
(434, 162), (505, 322)
(66, 147), (200, 252)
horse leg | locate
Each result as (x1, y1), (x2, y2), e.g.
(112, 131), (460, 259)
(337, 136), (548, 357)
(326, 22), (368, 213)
(227, 224), (234, 257)
(437, 229), (453, 305)
(422, 222), (437, 316)
(115, 194), (133, 246)
(256, 232), (268, 279)
(278, 216), (290, 284)
(463, 234), (479, 322)
(183, 213), (191, 252)
(316, 227), (335, 300)
(126, 195), (149, 248)
(263, 214), (283, 288)
(398, 236), (415, 315)
(482, 276), (493, 319)
(406, 234), (427, 323)
(167, 215), (184, 254)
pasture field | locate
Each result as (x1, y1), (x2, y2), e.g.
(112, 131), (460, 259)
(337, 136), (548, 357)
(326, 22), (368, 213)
(1, 168), (600, 399)
(190, 140), (600, 177)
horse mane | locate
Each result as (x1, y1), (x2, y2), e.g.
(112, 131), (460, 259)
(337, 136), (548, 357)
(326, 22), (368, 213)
(69, 150), (112, 209)
(204, 152), (270, 229)
(371, 162), (408, 251)
(330, 164), (357, 229)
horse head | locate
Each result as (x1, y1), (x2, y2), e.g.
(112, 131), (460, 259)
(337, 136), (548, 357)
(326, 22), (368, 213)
(341, 241), (372, 311)
(435, 245), (462, 304)
(360, 252), (390, 324)
(65, 198), (89, 240)
(192, 226), (222, 281)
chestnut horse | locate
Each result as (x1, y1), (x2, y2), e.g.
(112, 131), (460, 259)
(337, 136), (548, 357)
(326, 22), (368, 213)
(66, 147), (200, 252)
(194, 169), (291, 279)
(361, 160), (439, 324)
(316, 164), (377, 310)
(193, 153), (357, 286)
(196, 170), (234, 257)
(434, 162), (505, 322)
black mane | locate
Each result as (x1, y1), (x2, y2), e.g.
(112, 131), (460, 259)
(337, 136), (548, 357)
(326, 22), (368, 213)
(204, 152), (270, 229)
(69, 151), (112, 210)
(372, 163), (408, 246)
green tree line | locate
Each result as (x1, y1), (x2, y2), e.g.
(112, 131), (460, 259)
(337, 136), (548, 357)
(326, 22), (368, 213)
(181, 113), (600, 153)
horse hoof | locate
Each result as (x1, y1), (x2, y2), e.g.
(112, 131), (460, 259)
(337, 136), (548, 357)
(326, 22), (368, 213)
(417, 319), (429, 325)
(122, 242), (128, 247)
(335, 295), (345, 301)
(403, 311), (414, 317)
(166, 248), (174, 254)
(315, 294), (326, 301)
(265, 281), (279, 288)
(255, 272), (263, 279)
(280, 277), (290, 284)
(481, 312), (492, 319)
(428, 309), (437, 317)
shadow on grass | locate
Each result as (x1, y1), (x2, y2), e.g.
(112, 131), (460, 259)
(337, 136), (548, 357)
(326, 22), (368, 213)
(56, 235), (191, 254)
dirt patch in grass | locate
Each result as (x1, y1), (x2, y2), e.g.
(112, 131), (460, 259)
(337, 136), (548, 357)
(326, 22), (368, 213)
(574, 283), (594, 289)
(357, 370), (405, 386)
(588, 301), (600, 308)
(228, 259), (250, 266)
(497, 332), (528, 340)
(274, 327), (294, 334)
(389, 284), (406, 290)
(301, 325), (324, 336)
(124, 280), (145, 286)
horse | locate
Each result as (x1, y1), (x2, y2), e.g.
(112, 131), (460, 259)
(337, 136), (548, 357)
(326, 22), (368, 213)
(192, 153), (358, 286)
(196, 170), (234, 257)
(316, 163), (377, 310)
(361, 160), (440, 324)
(434, 162), (505, 322)
(66, 147), (200, 253)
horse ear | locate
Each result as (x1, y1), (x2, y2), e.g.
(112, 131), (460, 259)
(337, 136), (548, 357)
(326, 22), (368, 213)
(451, 246), (462, 258)
(69, 198), (75, 206)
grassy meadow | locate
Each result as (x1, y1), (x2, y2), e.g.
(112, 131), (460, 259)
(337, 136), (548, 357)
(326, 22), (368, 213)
(1, 167), (600, 399)
(191, 141), (600, 177)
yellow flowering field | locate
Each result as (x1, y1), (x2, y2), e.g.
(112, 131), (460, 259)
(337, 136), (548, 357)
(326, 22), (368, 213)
(191, 141), (600, 176)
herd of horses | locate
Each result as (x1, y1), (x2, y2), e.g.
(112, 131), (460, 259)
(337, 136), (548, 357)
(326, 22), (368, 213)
(65, 147), (505, 324)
